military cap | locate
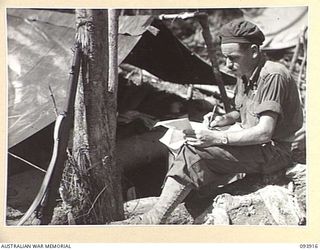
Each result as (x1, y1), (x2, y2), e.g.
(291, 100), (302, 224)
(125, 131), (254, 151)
(219, 20), (265, 45)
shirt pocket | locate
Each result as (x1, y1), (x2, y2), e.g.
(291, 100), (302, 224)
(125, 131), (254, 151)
(246, 101), (260, 127)
(234, 94), (244, 111)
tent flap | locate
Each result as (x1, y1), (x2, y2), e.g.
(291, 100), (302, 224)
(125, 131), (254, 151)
(244, 7), (308, 50)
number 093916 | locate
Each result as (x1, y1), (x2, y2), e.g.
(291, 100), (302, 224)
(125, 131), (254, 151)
(300, 244), (319, 248)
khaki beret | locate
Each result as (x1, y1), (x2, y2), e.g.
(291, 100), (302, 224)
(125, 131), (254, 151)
(219, 20), (265, 45)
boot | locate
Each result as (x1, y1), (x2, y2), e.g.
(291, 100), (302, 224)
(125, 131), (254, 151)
(112, 177), (193, 224)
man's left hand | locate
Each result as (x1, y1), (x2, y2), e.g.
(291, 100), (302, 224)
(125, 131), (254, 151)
(184, 129), (223, 148)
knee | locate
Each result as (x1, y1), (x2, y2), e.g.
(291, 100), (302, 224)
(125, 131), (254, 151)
(176, 144), (200, 161)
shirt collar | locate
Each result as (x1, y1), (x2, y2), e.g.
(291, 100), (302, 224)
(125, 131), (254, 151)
(249, 56), (266, 85)
(242, 56), (266, 93)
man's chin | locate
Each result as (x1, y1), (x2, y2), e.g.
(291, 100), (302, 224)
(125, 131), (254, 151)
(228, 71), (241, 78)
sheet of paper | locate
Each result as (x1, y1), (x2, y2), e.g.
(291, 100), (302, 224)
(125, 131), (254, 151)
(189, 121), (210, 131)
(155, 118), (193, 130)
(155, 118), (243, 154)
(158, 128), (185, 151)
(155, 118), (208, 153)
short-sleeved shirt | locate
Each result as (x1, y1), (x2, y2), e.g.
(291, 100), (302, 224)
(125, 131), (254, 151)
(166, 58), (303, 187)
(234, 58), (303, 142)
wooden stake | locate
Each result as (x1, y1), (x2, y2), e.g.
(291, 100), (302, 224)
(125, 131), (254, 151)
(197, 14), (231, 113)
(108, 9), (119, 93)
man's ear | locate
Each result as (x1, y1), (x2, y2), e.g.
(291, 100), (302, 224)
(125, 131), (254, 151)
(250, 44), (259, 59)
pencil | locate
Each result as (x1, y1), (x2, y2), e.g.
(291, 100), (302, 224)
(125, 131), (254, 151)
(208, 104), (218, 127)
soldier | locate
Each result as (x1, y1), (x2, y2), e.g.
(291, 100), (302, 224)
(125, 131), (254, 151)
(113, 19), (303, 224)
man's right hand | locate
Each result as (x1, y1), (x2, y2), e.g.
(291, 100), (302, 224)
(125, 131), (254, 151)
(203, 112), (226, 129)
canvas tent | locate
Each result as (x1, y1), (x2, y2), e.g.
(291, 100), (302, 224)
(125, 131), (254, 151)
(243, 6), (308, 50)
(7, 8), (236, 150)
(7, 7), (308, 150)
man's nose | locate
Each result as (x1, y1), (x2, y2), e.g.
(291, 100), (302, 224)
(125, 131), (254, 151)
(226, 58), (234, 70)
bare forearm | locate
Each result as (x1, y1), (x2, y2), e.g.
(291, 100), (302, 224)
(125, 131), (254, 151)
(194, 111), (278, 148)
(225, 125), (272, 146)
(186, 124), (272, 147)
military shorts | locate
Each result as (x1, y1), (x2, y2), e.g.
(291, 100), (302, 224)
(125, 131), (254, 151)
(166, 141), (292, 189)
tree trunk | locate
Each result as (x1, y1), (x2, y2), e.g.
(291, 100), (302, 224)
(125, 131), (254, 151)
(59, 9), (123, 224)
(81, 8), (123, 223)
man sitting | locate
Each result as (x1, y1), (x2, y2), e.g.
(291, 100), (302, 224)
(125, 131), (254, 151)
(113, 19), (303, 224)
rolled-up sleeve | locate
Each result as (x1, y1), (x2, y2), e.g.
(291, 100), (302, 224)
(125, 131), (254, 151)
(255, 73), (286, 116)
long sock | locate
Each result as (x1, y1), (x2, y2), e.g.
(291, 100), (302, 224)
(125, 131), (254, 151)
(137, 177), (193, 224)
